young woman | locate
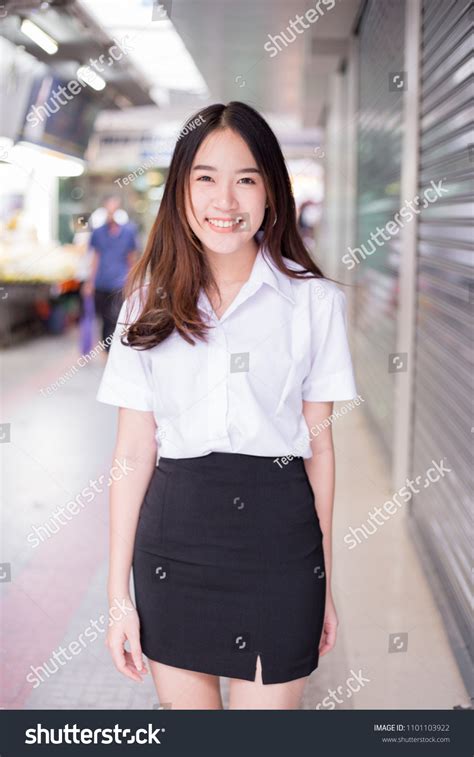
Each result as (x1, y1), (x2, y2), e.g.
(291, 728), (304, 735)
(96, 101), (357, 710)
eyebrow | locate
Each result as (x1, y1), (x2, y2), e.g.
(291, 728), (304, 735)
(192, 164), (261, 174)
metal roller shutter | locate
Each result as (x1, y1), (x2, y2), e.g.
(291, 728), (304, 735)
(411, 0), (473, 666)
(354, 0), (406, 453)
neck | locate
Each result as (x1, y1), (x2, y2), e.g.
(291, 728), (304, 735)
(204, 239), (259, 287)
(107, 219), (120, 234)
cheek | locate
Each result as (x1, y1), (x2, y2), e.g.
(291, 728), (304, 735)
(249, 193), (267, 224)
(248, 187), (266, 213)
(185, 185), (204, 227)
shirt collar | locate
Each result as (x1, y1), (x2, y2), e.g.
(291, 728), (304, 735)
(197, 245), (296, 318)
(257, 245), (296, 305)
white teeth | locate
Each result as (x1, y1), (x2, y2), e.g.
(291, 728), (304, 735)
(207, 217), (242, 228)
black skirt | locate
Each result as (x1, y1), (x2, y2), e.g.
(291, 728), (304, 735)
(132, 452), (326, 684)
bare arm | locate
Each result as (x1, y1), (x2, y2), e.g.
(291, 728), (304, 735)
(83, 248), (99, 295)
(108, 407), (157, 600)
(302, 399), (337, 656)
(106, 407), (157, 681)
(127, 249), (139, 270)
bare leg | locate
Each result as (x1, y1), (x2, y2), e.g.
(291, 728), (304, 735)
(148, 659), (224, 710)
(228, 655), (308, 710)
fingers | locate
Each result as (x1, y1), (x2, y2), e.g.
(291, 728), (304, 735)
(129, 631), (148, 677)
(123, 651), (148, 682)
(319, 640), (331, 656)
(106, 634), (147, 683)
(319, 621), (337, 657)
(108, 637), (139, 682)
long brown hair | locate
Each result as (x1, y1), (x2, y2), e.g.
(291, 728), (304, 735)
(122, 101), (324, 349)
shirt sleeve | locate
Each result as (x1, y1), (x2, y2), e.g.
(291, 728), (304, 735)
(96, 291), (154, 411)
(301, 282), (357, 402)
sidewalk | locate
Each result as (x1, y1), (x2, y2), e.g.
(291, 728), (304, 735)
(1, 329), (469, 710)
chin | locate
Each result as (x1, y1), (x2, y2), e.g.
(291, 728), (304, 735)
(200, 232), (256, 255)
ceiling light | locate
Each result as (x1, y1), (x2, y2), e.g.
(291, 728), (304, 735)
(20, 19), (58, 55)
(13, 142), (85, 176)
(80, 0), (209, 98)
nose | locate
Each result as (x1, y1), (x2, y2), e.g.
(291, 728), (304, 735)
(212, 181), (239, 212)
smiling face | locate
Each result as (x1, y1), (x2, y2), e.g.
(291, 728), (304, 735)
(185, 128), (267, 256)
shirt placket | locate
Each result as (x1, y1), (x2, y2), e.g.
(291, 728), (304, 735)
(206, 317), (232, 449)
(200, 280), (264, 451)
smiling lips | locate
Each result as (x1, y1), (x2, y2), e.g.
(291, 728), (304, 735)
(205, 215), (246, 232)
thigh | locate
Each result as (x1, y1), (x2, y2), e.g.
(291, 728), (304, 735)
(148, 659), (223, 710)
(228, 655), (309, 710)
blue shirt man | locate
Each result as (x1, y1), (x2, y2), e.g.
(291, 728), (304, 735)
(90, 221), (138, 292)
(85, 196), (139, 351)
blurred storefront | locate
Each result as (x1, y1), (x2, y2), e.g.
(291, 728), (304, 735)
(320, 0), (473, 692)
(411, 0), (472, 689)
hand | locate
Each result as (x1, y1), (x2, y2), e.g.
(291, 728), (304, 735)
(82, 281), (94, 297)
(105, 597), (149, 683)
(319, 592), (338, 657)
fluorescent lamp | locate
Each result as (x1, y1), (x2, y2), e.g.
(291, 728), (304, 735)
(20, 19), (58, 55)
(13, 142), (85, 176)
(80, 0), (209, 97)
(77, 66), (106, 91)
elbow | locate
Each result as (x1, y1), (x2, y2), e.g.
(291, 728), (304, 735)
(113, 438), (157, 468)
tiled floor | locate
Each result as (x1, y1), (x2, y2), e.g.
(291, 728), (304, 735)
(1, 327), (470, 710)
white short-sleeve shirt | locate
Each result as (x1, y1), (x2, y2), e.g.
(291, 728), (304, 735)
(96, 245), (357, 459)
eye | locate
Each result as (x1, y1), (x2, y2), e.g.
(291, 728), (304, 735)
(238, 177), (256, 185)
(196, 175), (214, 182)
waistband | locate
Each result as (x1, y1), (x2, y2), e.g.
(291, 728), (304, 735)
(157, 452), (307, 483)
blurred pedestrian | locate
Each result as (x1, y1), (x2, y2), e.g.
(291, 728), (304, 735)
(82, 195), (138, 352)
(297, 199), (320, 251)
